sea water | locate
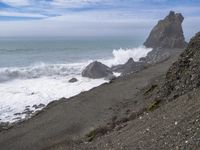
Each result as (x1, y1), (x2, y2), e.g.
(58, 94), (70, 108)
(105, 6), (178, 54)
(0, 36), (152, 122)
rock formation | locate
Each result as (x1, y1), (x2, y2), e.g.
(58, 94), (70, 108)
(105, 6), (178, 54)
(82, 61), (113, 79)
(162, 32), (200, 98)
(111, 58), (145, 74)
(140, 48), (171, 65)
(144, 11), (187, 49)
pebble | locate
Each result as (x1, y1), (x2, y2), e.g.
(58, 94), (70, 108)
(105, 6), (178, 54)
(175, 121), (178, 125)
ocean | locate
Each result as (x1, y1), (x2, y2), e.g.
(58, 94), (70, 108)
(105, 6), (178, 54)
(0, 36), (152, 123)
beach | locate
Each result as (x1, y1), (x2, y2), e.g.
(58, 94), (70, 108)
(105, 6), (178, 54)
(0, 48), (184, 150)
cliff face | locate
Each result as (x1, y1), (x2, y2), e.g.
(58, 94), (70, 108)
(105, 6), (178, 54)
(163, 32), (200, 98)
(144, 11), (187, 49)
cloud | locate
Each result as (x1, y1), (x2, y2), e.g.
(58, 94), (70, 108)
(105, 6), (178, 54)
(0, 10), (47, 18)
(0, 0), (199, 37)
(0, 0), (29, 6)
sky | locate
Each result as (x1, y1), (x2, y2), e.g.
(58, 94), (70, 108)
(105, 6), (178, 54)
(0, 0), (200, 39)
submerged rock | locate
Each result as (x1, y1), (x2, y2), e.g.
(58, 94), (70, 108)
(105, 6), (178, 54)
(162, 32), (200, 98)
(68, 78), (78, 83)
(144, 11), (187, 49)
(112, 58), (145, 74)
(82, 61), (113, 79)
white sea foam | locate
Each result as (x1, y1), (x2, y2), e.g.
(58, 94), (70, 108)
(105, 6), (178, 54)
(0, 76), (107, 122)
(101, 46), (152, 66)
(0, 46), (152, 123)
(0, 62), (89, 82)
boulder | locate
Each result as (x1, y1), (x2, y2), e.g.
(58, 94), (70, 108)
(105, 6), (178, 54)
(112, 58), (145, 75)
(82, 61), (113, 79)
(68, 78), (78, 83)
(162, 32), (200, 98)
(144, 11), (187, 49)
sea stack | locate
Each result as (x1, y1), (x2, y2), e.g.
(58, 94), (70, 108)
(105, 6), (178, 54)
(163, 32), (200, 98)
(144, 11), (187, 49)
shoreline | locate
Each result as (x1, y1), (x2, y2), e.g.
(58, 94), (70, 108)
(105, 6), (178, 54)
(0, 48), (183, 150)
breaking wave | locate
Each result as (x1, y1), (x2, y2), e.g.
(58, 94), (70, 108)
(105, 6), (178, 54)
(102, 46), (152, 66)
(0, 46), (152, 82)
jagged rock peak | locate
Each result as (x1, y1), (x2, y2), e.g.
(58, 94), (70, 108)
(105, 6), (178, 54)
(144, 11), (187, 49)
(162, 32), (200, 98)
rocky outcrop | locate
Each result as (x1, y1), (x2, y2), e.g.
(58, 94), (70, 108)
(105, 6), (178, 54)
(162, 32), (200, 98)
(140, 48), (171, 65)
(82, 61), (113, 79)
(111, 58), (145, 74)
(144, 11), (187, 49)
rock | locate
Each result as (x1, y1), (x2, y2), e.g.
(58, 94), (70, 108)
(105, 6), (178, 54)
(162, 32), (200, 98)
(68, 78), (78, 83)
(144, 11), (187, 49)
(14, 113), (21, 116)
(32, 103), (45, 109)
(22, 108), (33, 115)
(140, 48), (171, 65)
(112, 58), (145, 75)
(82, 61), (113, 79)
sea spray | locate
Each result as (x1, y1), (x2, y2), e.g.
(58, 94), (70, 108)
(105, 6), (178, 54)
(101, 46), (152, 66)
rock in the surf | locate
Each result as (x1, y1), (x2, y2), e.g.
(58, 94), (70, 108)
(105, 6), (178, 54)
(82, 61), (113, 79)
(68, 78), (78, 83)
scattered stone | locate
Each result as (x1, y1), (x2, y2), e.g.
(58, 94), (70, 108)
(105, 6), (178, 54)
(175, 121), (178, 125)
(22, 108), (33, 116)
(14, 113), (21, 116)
(68, 78), (78, 83)
(32, 103), (45, 109)
(13, 117), (22, 120)
(82, 61), (113, 79)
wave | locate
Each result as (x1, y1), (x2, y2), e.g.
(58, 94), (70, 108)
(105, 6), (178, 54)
(0, 62), (89, 82)
(101, 46), (152, 66)
(0, 46), (152, 82)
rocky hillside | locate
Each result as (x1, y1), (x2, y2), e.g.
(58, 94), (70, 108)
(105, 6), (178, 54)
(163, 32), (200, 98)
(78, 31), (200, 150)
(144, 11), (187, 49)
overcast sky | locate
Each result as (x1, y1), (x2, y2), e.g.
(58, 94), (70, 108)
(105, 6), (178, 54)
(0, 0), (200, 39)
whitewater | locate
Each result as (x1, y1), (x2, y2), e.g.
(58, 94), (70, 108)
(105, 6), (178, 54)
(0, 37), (152, 123)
